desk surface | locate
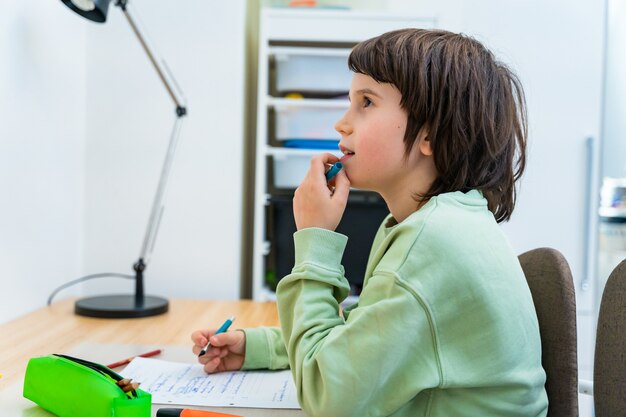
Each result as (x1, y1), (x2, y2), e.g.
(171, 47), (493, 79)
(0, 298), (304, 417)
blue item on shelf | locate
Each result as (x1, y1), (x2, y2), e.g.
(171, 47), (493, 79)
(283, 139), (339, 150)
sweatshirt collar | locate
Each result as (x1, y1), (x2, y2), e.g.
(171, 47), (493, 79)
(384, 189), (486, 229)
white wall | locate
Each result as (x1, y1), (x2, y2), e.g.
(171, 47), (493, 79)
(0, 2), (86, 323)
(602, 0), (626, 178)
(0, 0), (248, 324)
(81, 0), (247, 300)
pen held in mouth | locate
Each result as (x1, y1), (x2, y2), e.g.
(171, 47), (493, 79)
(324, 162), (343, 182)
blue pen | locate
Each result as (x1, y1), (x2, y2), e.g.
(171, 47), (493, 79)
(198, 316), (235, 356)
(325, 162), (343, 182)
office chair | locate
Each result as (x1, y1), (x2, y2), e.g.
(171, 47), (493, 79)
(518, 248), (578, 417)
(593, 259), (626, 416)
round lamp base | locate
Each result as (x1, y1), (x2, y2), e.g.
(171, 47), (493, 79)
(75, 295), (169, 318)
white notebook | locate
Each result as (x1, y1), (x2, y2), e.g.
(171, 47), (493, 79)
(123, 357), (300, 409)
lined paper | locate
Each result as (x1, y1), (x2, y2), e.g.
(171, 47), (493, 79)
(123, 357), (300, 409)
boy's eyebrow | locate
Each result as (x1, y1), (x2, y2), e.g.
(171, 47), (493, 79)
(348, 88), (382, 102)
(355, 88), (382, 98)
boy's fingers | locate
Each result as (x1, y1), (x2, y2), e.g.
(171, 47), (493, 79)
(203, 357), (221, 374)
(209, 330), (241, 347)
(208, 346), (222, 357)
(307, 158), (326, 183)
(192, 342), (207, 356)
(332, 171), (351, 201)
(311, 153), (338, 167)
(190, 330), (209, 346)
(309, 153), (340, 179)
(197, 346), (223, 364)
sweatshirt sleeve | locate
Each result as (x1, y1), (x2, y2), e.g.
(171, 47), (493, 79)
(276, 228), (442, 417)
(241, 326), (289, 370)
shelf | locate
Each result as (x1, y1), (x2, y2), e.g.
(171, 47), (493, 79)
(262, 9), (437, 43)
(266, 146), (341, 159)
(253, 8), (437, 300)
(269, 46), (352, 58)
(267, 97), (349, 109)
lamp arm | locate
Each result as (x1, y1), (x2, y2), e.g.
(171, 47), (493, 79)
(112, 0), (188, 298)
(138, 115), (185, 268)
(116, 0), (187, 112)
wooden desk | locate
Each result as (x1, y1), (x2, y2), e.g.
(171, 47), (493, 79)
(0, 298), (305, 417)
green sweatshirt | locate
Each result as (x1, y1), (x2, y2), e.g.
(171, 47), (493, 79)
(243, 190), (548, 417)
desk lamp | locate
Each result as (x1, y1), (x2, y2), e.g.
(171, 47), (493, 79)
(60, 0), (187, 318)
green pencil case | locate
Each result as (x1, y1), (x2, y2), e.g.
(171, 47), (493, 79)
(23, 354), (151, 417)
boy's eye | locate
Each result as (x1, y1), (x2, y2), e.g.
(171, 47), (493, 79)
(363, 97), (373, 107)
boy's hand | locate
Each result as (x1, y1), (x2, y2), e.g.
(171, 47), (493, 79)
(191, 329), (246, 373)
(294, 153), (351, 231)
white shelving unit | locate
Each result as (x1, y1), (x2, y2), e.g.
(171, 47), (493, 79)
(252, 8), (435, 300)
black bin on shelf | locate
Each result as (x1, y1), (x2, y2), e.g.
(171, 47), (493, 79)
(266, 193), (389, 295)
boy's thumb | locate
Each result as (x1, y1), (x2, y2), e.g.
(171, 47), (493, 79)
(210, 331), (237, 347)
(332, 171), (350, 201)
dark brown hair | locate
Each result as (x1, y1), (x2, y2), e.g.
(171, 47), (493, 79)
(348, 29), (527, 223)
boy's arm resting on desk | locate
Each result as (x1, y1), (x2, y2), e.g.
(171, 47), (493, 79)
(241, 326), (289, 370)
(276, 228), (440, 417)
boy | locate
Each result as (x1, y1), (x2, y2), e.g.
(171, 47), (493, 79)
(192, 29), (548, 417)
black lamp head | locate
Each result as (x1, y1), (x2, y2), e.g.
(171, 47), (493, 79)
(60, 0), (114, 23)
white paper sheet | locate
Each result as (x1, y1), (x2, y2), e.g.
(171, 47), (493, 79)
(122, 357), (300, 409)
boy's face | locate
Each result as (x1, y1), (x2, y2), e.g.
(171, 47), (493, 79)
(335, 73), (418, 194)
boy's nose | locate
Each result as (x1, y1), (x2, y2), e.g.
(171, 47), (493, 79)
(334, 111), (352, 136)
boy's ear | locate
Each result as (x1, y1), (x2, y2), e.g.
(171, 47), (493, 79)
(417, 129), (433, 156)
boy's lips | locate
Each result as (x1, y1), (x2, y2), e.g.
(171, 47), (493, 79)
(338, 145), (354, 162)
(339, 153), (353, 163)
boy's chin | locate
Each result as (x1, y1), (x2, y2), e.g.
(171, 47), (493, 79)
(346, 178), (371, 192)
(343, 172), (378, 193)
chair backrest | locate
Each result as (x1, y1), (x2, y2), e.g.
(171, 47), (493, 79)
(594, 259), (626, 417)
(518, 247), (578, 417)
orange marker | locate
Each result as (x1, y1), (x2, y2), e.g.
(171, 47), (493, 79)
(156, 409), (242, 417)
